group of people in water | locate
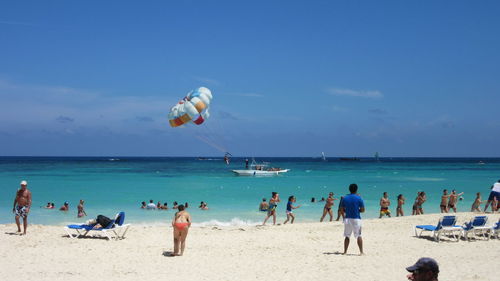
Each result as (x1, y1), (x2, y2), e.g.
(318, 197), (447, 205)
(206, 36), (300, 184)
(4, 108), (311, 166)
(140, 200), (209, 211)
(43, 199), (87, 217)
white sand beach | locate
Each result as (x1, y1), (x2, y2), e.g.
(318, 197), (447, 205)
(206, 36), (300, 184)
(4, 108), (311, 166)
(1, 213), (499, 281)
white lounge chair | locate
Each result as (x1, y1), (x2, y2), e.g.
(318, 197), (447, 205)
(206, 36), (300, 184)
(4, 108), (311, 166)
(414, 216), (462, 242)
(65, 212), (130, 240)
(461, 216), (489, 241)
(489, 219), (500, 240)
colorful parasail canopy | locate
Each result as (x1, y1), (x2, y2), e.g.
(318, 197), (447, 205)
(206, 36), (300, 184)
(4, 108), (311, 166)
(168, 87), (213, 127)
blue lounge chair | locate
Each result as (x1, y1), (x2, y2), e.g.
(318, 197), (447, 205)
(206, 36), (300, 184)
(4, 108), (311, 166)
(461, 216), (488, 241)
(414, 216), (462, 242)
(65, 212), (130, 240)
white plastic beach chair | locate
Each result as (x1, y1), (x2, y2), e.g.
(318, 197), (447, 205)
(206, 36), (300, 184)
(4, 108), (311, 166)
(461, 216), (489, 241)
(65, 212), (131, 240)
(414, 216), (462, 242)
(489, 219), (500, 240)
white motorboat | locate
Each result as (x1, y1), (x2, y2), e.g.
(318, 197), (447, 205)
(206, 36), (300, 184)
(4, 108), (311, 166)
(232, 168), (290, 176)
(232, 159), (289, 176)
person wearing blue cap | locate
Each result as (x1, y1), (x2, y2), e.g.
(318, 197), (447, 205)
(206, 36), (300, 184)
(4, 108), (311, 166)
(406, 257), (439, 281)
(59, 201), (69, 211)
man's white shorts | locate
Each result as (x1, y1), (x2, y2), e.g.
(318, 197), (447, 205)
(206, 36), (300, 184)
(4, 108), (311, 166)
(343, 218), (362, 238)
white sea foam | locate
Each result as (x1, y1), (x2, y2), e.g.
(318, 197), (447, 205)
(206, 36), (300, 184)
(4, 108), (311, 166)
(192, 218), (260, 227)
(404, 177), (446, 182)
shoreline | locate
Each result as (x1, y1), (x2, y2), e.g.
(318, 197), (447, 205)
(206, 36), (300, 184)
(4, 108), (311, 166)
(1, 212), (499, 281)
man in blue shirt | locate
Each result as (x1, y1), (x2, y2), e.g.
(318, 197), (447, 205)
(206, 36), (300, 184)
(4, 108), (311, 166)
(339, 183), (365, 255)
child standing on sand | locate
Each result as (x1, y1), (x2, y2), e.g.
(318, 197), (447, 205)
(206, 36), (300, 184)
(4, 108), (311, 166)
(283, 195), (301, 224)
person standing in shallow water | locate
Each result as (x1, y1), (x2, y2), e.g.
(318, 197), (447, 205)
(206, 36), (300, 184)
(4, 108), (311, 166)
(259, 198), (269, 212)
(13, 180), (32, 235)
(171, 204), (191, 256)
(77, 199), (87, 218)
(340, 183), (365, 255)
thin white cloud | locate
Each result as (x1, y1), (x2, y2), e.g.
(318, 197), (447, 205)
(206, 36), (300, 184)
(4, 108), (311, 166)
(233, 93), (264, 98)
(327, 87), (383, 98)
(0, 79), (173, 134)
(369, 108), (387, 115)
(330, 105), (349, 112)
(427, 115), (455, 129)
(194, 77), (221, 86)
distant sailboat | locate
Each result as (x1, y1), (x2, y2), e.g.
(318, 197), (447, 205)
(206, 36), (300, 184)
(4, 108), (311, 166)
(321, 152), (326, 161)
(374, 152), (380, 162)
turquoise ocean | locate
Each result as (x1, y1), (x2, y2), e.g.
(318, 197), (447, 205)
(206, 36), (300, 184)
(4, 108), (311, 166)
(0, 157), (498, 226)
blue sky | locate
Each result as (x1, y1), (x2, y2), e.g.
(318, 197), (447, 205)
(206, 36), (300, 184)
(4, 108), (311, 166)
(1, 1), (499, 157)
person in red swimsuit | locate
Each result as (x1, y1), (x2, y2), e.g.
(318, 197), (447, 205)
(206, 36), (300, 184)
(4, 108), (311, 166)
(171, 204), (191, 256)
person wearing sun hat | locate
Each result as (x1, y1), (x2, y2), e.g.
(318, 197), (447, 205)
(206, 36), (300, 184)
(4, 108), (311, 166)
(13, 180), (32, 235)
(406, 257), (439, 281)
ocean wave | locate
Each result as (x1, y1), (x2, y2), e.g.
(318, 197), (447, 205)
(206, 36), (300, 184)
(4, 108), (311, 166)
(192, 218), (260, 227)
(404, 177), (446, 182)
(56, 218), (260, 228)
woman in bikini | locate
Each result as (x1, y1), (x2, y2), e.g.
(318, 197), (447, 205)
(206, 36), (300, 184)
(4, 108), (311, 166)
(171, 204), (191, 256)
(412, 192), (420, 215)
(396, 194), (405, 217)
(417, 192), (426, 215)
(77, 199), (87, 218)
(471, 192), (484, 212)
(320, 192), (337, 222)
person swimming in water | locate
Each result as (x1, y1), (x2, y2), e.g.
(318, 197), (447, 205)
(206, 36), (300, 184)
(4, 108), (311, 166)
(60, 202), (69, 211)
(171, 204), (191, 256)
(199, 201), (209, 210)
(259, 198), (269, 212)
